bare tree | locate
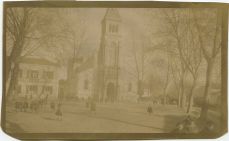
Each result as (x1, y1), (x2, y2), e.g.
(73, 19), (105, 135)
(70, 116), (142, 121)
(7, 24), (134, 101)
(38, 9), (87, 66)
(6, 8), (36, 98)
(158, 9), (221, 116)
(192, 9), (222, 119)
(162, 46), (171, 105)
(170, 57), (183, 107)
(6, 8), (64, 99)
(130, 33), (154, 99)
(46, 9), (87, 98)
(162, 9), (204, 112)
(156, 9), (189, 108)
(173, 10), (203, 113)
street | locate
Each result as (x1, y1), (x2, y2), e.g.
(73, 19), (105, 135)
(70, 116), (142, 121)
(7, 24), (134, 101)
(5, 101), (188, 133)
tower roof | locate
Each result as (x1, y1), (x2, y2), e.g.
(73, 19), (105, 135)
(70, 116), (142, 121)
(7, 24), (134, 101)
(103, 8), (121, 22)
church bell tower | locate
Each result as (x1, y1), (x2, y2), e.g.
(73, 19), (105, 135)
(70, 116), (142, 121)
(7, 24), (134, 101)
(96, 8), (121, 102)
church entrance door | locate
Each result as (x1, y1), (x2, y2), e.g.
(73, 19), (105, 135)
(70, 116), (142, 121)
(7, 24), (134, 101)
(106, 82), (115, 102)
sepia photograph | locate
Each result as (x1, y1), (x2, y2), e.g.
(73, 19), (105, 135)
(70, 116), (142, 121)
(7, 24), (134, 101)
(1, 1), (228, 140)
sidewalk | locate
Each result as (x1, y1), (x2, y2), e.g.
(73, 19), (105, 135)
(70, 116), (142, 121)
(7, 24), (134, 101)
(5, 101), (187, 133)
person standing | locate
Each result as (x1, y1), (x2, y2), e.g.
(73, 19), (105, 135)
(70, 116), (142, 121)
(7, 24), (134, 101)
(90, 100), (96, 114)
(147, 104), (153, 115)
(86, 97), (90, 108)
(55, 102), (62, 121)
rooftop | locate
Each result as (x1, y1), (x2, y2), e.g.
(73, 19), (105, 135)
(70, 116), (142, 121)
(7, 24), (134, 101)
(17, 57), (58, 66)
(103, 8), (121, 22)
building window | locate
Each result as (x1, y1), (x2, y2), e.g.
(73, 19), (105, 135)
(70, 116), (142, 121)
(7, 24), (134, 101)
(128, 83), (132, 92)
(109, 24), (118, 33)
(109, 24), (113, 33)
(26, 85), (38, 94)
(43, 71), (54, 79)
(84, 79), (89, 90)
(43, 86), (53, 94)
(27, 70), (39, 79)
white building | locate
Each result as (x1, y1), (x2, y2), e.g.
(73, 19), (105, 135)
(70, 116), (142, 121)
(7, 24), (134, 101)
(15, 57), (59, 100)
(76, 56), (96, 99)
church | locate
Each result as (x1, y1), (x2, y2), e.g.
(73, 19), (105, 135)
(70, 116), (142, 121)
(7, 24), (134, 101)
(65, 8), (139, 102)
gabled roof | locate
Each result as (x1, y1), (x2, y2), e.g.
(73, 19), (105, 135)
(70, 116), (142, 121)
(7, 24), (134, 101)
(103, 8), (121, 22)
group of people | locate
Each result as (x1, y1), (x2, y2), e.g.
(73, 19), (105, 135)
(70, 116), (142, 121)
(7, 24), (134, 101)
(14, 95), (63, 121)
(14, 96), (47, 112)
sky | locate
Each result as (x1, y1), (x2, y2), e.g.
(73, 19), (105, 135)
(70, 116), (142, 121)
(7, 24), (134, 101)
(75, 8), (153, 55)
(54, 8), (157, 80)
(43, 8), (221, 86)
(6, 7), (221, 86)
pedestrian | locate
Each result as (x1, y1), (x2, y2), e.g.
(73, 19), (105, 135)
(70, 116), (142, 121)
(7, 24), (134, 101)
(50, 101), (56, 111)
(55, 102), (62, 121)
(147, 104), (153, 115)
(86, 98), (90, 108)
(23, 100), (29, 112)
(90, 100), (96, 114)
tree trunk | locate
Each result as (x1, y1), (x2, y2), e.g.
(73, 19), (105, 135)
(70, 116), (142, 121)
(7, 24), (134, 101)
(6, 57), (12, 83)
(200, 61), (213, 120)
(186, 77), (197, 113)
(6, 63), (20, 100)
(163, 89), (167, 105)
(137, 79), (143, 99)
(178, 91), (181, 107)
(180, 73), (185, 108)
(6, 42), (20, 82)
(163, 85), (168, 105)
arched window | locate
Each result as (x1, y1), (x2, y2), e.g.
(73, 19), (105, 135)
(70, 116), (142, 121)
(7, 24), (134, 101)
(109, 24), (114, 33)
(109, 24), (118, 33)
(109, 24), (112, 32)
(108, 42), (116, 66)
(113, 25), (115, 33)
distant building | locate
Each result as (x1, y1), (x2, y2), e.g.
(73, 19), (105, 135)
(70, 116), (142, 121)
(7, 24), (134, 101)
(77, 55), (96, 100)
(95, 8), (122, 102)
(15, 57), (59, 100)
(58, 79), (67, 100)
(70, 8), (138, 102)
(62, 58), (83, 99)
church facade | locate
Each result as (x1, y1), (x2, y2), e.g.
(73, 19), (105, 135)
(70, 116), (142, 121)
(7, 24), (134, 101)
(73, 8), (138, 102)
(95, 8), (121, 102)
